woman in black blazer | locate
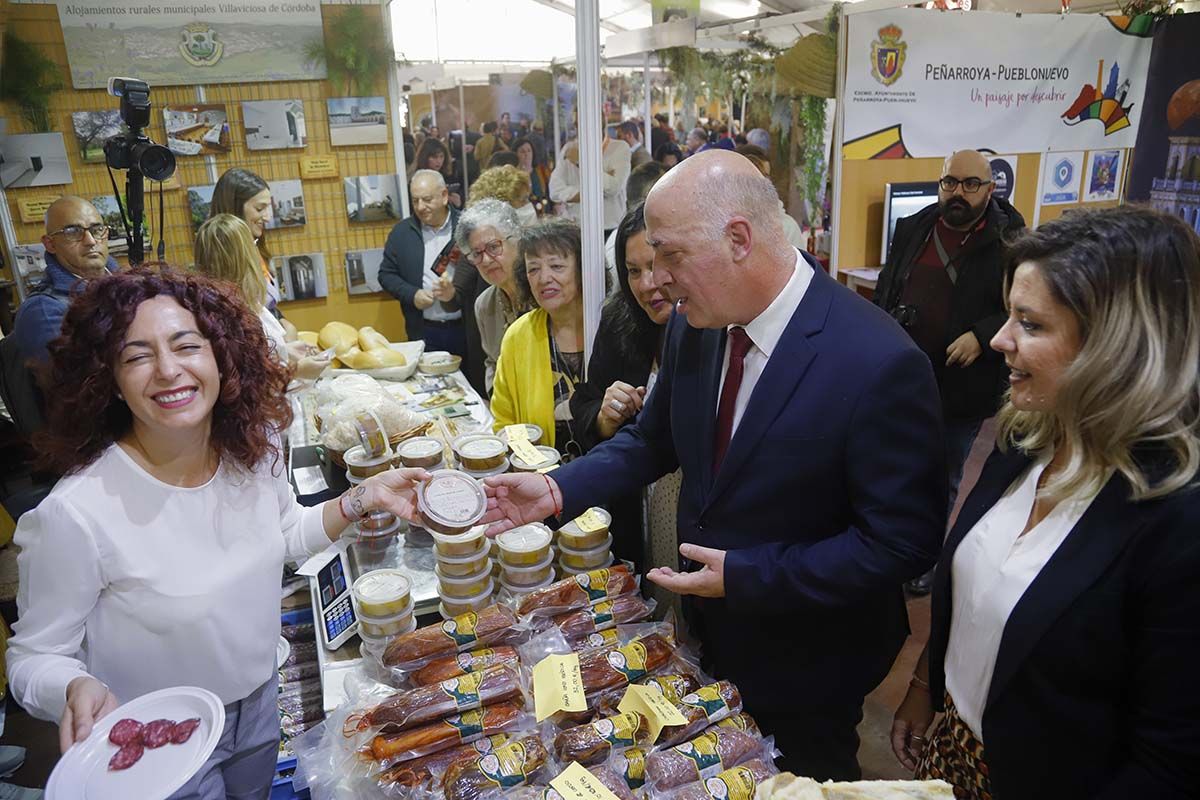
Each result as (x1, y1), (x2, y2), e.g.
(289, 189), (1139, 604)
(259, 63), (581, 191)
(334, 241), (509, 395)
(891, 206), (1200, 800)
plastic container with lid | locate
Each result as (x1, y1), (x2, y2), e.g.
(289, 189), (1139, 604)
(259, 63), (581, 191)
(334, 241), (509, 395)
(346, 470), (363, 486)
(496, 524), (554, 567)
(436, 561), (494, 599)
(396, 436), (446, 470)
(351, 569), (413, 617)
(558, 534), (614, 571)
(354, 516), (404, 540)
(498, 423), (544, 448)
(344, 444), (393, 479)
(500, 550), (555, 587)
(556, 507), (613, 551)
(429, 524), (487, 558)
(438, 579), (495, 617)
(358, 510), (398, 532)
(461, 459), (511, 480)
(499, 572), (555, 597)
(358, 608), (417, 639)
(405, 526), (435, 548)
(509, 445), (561, 473)
(418, 470), (487, 535)
(354, 412), (390, 459)
(560, 553), (616, 576)
(452, 434), (509, 472)
(437, 546), (491, 577)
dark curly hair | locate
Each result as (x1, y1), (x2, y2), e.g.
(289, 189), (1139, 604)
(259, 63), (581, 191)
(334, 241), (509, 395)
(34, 267), (292, 476)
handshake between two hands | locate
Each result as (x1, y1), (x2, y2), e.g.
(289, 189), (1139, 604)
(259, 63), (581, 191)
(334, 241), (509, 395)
(479, 473), (726, 599)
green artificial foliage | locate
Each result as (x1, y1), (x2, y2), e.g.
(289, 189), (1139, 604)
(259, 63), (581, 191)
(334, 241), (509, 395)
(0, 31), (65, 132)
(797, 94), (828, 218)
(303, 7), (391, 97)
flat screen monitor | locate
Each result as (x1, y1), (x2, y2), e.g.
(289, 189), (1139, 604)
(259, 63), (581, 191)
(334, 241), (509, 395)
(881, 181), (939, 264)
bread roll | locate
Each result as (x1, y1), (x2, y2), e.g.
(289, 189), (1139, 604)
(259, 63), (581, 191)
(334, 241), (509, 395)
(318, 321), (359, 355)
(359, 326), (392, 351)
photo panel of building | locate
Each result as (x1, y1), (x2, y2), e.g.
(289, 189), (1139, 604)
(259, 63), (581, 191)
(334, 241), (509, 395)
(90, 193), (142, 257)
(344, 174), (402, 223)
(267, 179), (306, 229)
(328, 97), (389, 146)
(242, 99), (307, 151)
(11, 244), (47, 297)
(0, 133), (73, 188)
(344, 248), (386, 295)
(163, 103), (231, 156)
(271, 253), (328, 301)
(71, 111), (125, 163)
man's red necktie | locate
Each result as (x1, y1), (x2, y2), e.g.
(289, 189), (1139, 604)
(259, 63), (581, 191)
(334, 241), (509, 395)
(712, 326), (752, 472)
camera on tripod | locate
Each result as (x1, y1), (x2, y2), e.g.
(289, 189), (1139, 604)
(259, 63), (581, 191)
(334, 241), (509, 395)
(103, 77), (176, 181)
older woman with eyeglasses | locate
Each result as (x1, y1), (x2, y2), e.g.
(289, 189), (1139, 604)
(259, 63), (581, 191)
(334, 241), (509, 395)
(452, 200), (529, 394)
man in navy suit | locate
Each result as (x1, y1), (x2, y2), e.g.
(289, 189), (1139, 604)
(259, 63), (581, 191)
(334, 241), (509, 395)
(483, 151), (946, 780)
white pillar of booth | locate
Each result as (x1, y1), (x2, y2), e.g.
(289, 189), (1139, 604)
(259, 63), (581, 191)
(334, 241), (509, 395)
(575, 0), (605, 366)
(551, 61), (562, 156)
(643, 51), (653, 157)
(458, 80), (469, 190)
(430, 90), (438, 128)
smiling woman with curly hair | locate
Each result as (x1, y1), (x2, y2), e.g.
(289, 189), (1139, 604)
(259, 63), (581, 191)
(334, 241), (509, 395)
(7, 267), (429, 799)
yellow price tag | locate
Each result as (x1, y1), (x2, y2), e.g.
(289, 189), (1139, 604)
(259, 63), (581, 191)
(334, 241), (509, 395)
(537, 464), (560, 473)
(504, 424), (531, 442)
(551, 761), (622, 800)
(618, 683), (688, 744)
(531, 653), (587, 721)
(574, 508), (607, 533)
(511, 437), (550, 467)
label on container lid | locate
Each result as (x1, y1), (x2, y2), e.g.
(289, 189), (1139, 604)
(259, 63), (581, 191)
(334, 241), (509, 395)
(503, 424), (531, 442)
(400, 437), (444, 458)
(354, 570), (411, 602)
(498, 524), (552, 553)
(460, 437), (506, 459)
(532, 653), (587, 721)
(510, 438), (550, 467)
(550, 761), (622, 800)
(421, 471), (486, 526)
(618, 683), (688, 744)
(574, 508), (609, 533)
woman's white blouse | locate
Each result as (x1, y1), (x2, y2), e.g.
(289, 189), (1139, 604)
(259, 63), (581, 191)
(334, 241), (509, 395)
(258, 306), (289, 365)
(945, 457), (1102, 741)
(7, 444), (328, 722)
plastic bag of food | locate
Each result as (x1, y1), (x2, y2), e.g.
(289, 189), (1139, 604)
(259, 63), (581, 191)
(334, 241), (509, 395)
(645, 729), (766, 791)
(346, 665), (523, 736)
(364, 701), (531, 771)
(505, 766), (639, 800)
(713, 714), (761, 738)
(442, 733), (551, 800)
(319, 392), (423, 452)
(377, 734), (513, 797)
(594, 672), (702, 719)
(657, 682), (743, 749)
(382, 604), (529, 672)
(550, 595), (656, 641)
(412, 646), (522, 687)
(553, 711), (653, 766)
(656, 759), (779, 800)
(609, 746), (651, 793)
(516, 564), (640, 620)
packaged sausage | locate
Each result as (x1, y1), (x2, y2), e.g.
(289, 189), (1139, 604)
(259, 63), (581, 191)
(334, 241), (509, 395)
(347, 665), (522, 734)
(663, 759), (779, 800)
(579, 634), (675, 698)
(516, 564), (639, 619)
(442, 733), (550, 800)
(411, 646), (521, 687)
(504, 767), (638, 800)
(645, 728), (763, 791)
(658, 682), (743, 749)
(553, 711), (652, 766)
(552, 595), (655, 641)
(377, 733), (512, 794)
(610, 746), (650, 792)
(364, 700), (527, 768)
(382, 603), (523, 669)
(714, 713), (761, 738)
(596, 673), (702, 718)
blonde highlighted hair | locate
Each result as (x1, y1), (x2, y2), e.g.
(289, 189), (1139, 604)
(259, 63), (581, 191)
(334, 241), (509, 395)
(997, 205), (1200, 502)
(467, 165), (532, 209)
(194, 213), (268, 310)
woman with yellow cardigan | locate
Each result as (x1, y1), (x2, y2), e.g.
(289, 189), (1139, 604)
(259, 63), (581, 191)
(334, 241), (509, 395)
(492, 219), (587, 459)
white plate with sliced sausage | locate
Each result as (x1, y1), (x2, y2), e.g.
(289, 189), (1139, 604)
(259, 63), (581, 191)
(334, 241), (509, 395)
(47, 685), (225, 800)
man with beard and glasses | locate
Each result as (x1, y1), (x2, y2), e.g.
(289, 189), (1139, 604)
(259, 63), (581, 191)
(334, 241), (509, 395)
(875, 150), (1025, 593)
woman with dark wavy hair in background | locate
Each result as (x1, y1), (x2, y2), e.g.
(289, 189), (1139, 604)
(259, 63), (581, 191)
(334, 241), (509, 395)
(5, 269), (427, 799)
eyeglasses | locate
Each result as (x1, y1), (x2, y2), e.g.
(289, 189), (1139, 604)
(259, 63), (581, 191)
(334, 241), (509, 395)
(938, 177), (992, 194)
(466, 238), (508, 265)
(48, 223), (111, 242)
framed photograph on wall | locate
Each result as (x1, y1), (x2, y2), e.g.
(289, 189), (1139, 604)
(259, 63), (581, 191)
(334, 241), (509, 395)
(344, 248), (386, 295)
(242, 100), (307, 150)
(187, 184), (216, 231)
(328, 97), (389, 146)
(344, 174), (403, 223)
(270, 253), (328, 301)
(11, 244), (47, 298)
(267, 179), (306, 229)
(0, 133), (73, 188)
(163, 103), (231, 156)
(1084, 149), (1124, 202)
(71, 110), (125, 163)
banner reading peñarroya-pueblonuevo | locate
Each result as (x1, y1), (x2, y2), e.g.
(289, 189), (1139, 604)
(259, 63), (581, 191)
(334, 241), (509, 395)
(843, 9), (1153, 159)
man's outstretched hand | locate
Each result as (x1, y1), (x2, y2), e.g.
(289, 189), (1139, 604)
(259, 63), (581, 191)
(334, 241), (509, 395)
(482, 473), (562, 536)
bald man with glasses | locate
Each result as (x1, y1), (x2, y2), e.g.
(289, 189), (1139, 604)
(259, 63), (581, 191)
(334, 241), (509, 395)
(3, 197), (119, 430)
(875, 150), (1027, 592)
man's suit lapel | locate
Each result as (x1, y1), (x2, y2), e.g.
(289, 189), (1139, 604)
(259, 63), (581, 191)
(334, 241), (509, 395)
(696, 328), (724, 498)
(703, 266), (834, 510)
